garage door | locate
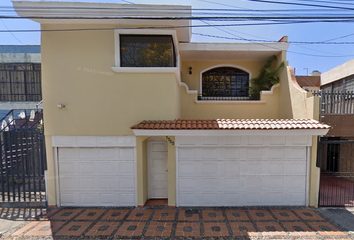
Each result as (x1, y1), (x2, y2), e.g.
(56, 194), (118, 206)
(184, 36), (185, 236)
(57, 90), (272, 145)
(58, 147), (136, 206)
(176, 136), (309, 206)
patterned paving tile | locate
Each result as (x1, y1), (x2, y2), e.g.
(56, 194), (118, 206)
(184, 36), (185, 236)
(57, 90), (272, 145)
(203, 222), (229, 237)
(271, 209), (300, 221)
(126, 209), (153, 221)
(282, 221), (318, 237)
(202, 209), (225, 221)
(85, 221), (120, 236)
(5, 207), (351, 239)
(152, 209), (176, 221)
(24, 221), (65, 236)
(39, 208), (61, 220)
(55, 221), (92, 237)
(101, 209), (130, 221)
(248, 209), (275, 221)
(145, 222), (173, 237)
(114, 221), (146, 236)
(74, 209), (105, 221)
(11, 221), (40, 236)
(307, 221), (347, 237)
(229, 221), (259, 237)
(175, 222), (201, 237)
(178, 209), (200, 221)
(49, 209), (83, 221)
(255, 221), (288, 237)
(294, 209), (325, 221)
(225, 210), (250, 221)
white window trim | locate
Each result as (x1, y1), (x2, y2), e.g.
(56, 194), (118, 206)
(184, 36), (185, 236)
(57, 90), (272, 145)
(199, 64), (252, 98)
(194, 100), (266, 104)
(113, 29), (180, 73)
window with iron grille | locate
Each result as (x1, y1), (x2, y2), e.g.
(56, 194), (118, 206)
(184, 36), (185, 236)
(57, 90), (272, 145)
(120, 35), (176, 67)
(202, 67), (249, 98)
(0, 63), (42, 102)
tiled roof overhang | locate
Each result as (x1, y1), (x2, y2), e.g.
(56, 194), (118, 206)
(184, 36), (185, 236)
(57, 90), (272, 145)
(131, 119), (331, 136)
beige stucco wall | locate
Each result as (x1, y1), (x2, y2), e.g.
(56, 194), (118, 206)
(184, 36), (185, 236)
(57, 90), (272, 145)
(277, 51), (293, 119)
(283, 66), (321, 207)
(41, 24), (180, 137)
(180, 59), (282, 119)
(180, 89), (280, 119)
(42, 24), (182, 206)
(181, 60), (263, 91)
(45, 137), (57, 206)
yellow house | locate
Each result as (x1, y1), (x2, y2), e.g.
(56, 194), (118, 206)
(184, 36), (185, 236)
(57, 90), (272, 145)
(14, 1), (330, 208)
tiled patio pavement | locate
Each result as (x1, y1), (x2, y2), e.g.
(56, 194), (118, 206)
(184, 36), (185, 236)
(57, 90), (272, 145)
(6, 207), (353, 239)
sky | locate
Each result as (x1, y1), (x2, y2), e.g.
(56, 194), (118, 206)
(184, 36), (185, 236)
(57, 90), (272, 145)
(1, 0), (354, 75)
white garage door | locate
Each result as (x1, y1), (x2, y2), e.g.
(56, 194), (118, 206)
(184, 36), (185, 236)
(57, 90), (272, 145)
(177, 136), (310, 207)
(58, 147), (136, 207)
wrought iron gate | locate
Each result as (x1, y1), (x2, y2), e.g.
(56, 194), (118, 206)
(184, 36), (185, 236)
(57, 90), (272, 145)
(0, 109), (46, 207)
(318, 139), (354, 207)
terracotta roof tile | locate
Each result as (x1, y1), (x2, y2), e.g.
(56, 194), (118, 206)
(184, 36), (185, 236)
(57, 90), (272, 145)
(131, 119), (331, 130)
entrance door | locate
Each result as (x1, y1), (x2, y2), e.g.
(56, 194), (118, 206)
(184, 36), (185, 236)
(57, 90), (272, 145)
(147, 138), (168, 199)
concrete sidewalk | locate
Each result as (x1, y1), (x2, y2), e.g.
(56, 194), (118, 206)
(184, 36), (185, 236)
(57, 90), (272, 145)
(0, 206), (353, 239)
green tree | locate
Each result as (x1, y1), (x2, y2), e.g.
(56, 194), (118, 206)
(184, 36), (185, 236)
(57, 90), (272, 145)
(249, 55), (284, 100)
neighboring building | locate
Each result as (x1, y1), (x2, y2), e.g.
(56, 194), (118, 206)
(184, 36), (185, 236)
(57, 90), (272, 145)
(317, 59), (354, 207)
(295, 75), (320, 92)
(0, 45), (42, 119)
(322, 59), (354, 92)
(14, 1), (329, 208)
(320, 59), (354, 136)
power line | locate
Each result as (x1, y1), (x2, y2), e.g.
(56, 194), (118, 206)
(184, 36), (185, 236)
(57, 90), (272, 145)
(193, 33), (354, 45)
(1, 15), (354, 20)
(0, 23), (353, 46)
(245, 0), (354, 11)
(193, 33), (354, 57)
(0, 19), (23, 44)
(0, 21), (337, 33)
(195, 0), (354, 58)
(291, 0), (354, 7)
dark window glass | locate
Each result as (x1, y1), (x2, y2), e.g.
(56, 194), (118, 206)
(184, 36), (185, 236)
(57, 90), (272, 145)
(202, 67), (249, 97)
(120, 35), (176, 67)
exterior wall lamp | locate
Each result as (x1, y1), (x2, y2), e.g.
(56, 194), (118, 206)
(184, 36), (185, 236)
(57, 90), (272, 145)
(189, 66), (192, 75)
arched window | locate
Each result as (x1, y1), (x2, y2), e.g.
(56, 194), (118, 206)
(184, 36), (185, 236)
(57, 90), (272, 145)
(201, 67), (249, 98)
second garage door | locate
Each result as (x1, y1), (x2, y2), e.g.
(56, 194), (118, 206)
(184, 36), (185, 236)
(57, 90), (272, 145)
(176, 136), (309, 207)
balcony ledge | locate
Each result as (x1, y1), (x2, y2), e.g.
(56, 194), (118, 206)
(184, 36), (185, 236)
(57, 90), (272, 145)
(194, 100), (266, 104)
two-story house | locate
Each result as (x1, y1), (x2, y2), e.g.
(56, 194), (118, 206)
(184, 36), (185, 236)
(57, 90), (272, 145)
(14, 1), (329, 208)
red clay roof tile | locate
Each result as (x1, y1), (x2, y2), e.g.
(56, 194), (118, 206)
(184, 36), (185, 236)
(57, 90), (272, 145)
(130, 119), (331, 130)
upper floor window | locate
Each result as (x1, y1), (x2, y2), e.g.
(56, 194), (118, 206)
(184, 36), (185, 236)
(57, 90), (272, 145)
(120, 35), (176, 67)
(201, 67), (249, 99)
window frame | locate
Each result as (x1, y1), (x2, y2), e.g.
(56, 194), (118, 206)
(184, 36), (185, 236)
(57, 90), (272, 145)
(199, 64), (252, 100)
(113, 29), (179, 73)
(119, 34), (176, 68)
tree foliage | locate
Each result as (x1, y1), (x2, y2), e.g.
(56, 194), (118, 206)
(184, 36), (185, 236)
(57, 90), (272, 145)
(249, 55), (284, 100)
(121, 42), (174, 67)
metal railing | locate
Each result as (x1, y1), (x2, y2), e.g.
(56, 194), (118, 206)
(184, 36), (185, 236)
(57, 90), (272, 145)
(0, 109), (46, 206)
(0, 63), (42, 102)
(318, 139), (354, 207)
(197, 95), (251, 101)
(312, 90), (354, 114)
